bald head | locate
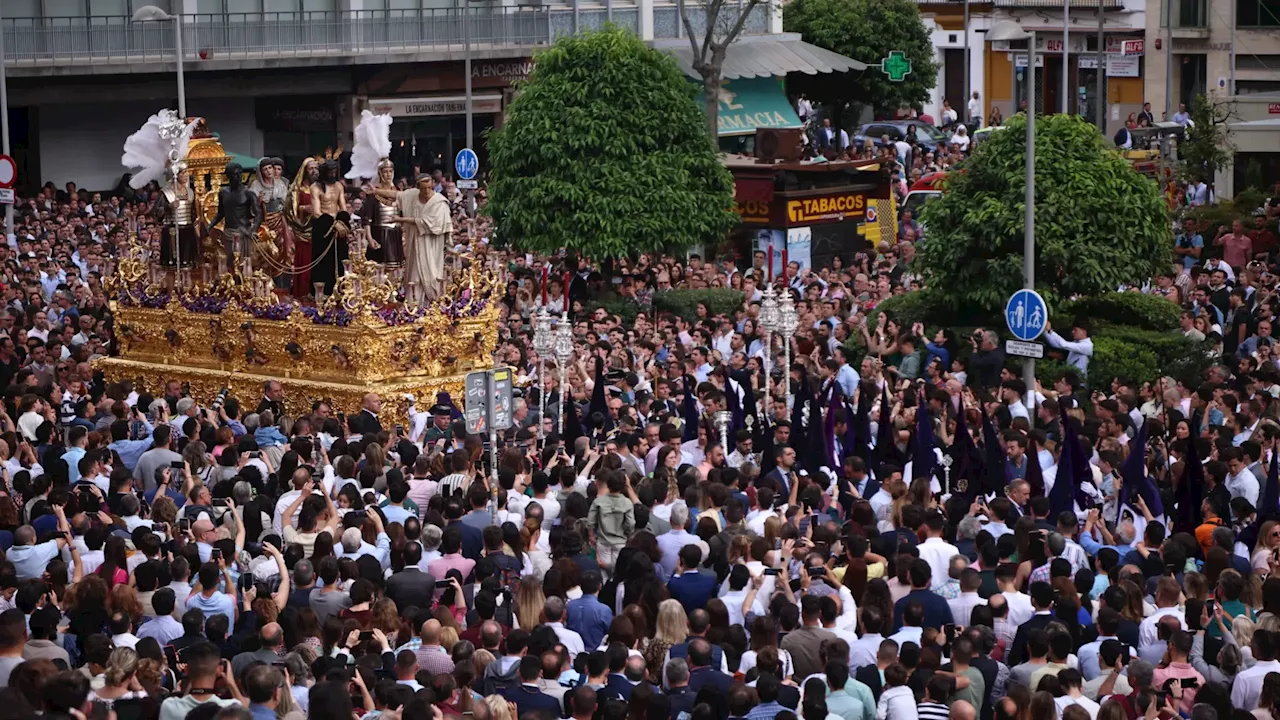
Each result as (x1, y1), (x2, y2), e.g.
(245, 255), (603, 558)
(421, 619), (442, 644)
(261, 622), (283, 648)
(951, 700), (976, 720)
(13, 526), (34, 547)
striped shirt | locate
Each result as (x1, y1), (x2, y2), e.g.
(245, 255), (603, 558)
(918, 701), (950, 720)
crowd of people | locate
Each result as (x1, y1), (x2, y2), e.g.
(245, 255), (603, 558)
(1, 158), (1280, 720)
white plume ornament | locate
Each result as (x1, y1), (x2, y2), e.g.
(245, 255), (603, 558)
(345, 110), (393, 181)
(121, 110), (196, 189)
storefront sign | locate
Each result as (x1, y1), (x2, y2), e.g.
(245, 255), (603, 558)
(1104, 37), (1145, 54)
(370, 95), (503, 117)
(787, 227), (812, 272)
(735, 199), (772, 224)
(473, 60), (533, 83)
(1107, 55), (1141, 77)
(255, 97), (337, 131)
(1269, 103), (1280, 114)
(697, 77), (802, 137)
(785, 191), (868, 225)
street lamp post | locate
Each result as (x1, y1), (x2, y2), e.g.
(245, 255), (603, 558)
(991, 21), (1038, 398)
(0, 3), (11, 245)
(132, 5), (186, 119)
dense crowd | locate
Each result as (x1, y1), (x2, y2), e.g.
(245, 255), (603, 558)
(0, 164), (1280, 720)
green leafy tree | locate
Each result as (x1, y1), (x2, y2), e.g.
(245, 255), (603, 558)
(1179, 93), (1234, 185)
(484, 26), (737, 258)
(783, 0), (938, 120)
(914, 114), (1171, 315)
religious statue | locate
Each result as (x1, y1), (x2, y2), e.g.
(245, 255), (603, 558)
(309, 159), (350, 296)
(285, 158), (318, 297)
(249, 156), (293, 287)
(120, 108), (199, 276)
(395, 175), (451, 304)
(151, 166), (201, 271)
(208, 162), (262, 277)
(346, 110), (404, 277)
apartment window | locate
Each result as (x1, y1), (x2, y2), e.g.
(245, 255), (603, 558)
(1238, 0), (1280, 26)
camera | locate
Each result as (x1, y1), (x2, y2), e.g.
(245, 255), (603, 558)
(211, 387), (230, 412)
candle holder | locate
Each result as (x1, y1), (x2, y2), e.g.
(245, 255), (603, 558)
(758, 282), (779, 400)
(714, 410), (732, 462)
(553, 311), (574, 437)
(778, 288), (799, 412)
(532, 306), (555, 446)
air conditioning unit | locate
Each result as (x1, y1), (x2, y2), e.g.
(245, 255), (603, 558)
(755, 128), (804, 163)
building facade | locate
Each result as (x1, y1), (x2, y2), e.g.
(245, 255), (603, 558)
(1, 0), (783, 192)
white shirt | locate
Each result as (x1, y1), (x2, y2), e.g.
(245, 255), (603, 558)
(1227, 469), (1261, 507)
(532, 495), (561, 528)
(1002, 591), (1036, 626)
(1138, 606), (1187, 648)
(548, 621), (586, 661)
(112, 632), (140, 649)
(916, 536), (960, 590)
(887, 626), (924, 649)
(948, 592), (987, 628)
(1056, 694), (1101, 720)
(656, 529), (699, 578)
(850, 633), (884, 670)
(1233, 659), (1280, 707)
(1045, 331), (1094, 374)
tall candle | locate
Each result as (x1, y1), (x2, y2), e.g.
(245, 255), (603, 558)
(781, 248), (789, 283)
(541, 266), (548, 306)
(767, 244), (773, 281)
(563, 272), (570, 309)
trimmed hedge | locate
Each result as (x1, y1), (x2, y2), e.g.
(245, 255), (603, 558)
(1058, 292), (1181, 332)
(581, 298), (642, 325)
(652, 288), (746, 321)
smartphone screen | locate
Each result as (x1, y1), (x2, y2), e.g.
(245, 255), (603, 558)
(435, 580), (452, 589)
(170, 461), (184, 470)
(763, 568), (781, 576)
(210, 548), (222, 561)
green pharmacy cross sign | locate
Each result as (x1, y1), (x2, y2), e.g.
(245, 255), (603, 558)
(880, 51), (912, 82)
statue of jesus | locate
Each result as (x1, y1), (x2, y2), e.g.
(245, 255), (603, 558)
(394, 175), (451, 304)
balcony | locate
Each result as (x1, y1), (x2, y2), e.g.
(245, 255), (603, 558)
(991, 0), (1123, 8)
(0, 5), (770, 71)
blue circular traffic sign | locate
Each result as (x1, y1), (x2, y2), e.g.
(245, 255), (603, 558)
(455, 148), (479, 181)
(1005, 289), (1048, 342)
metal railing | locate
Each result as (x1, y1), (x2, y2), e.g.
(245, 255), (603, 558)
(0, 6), (741, 65)
(992, 0), (1123, 7)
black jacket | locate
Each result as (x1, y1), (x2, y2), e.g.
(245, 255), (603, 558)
(385, 567), (437, 611)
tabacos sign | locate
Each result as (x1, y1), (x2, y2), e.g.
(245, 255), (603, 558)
(786, 192), (868, 224)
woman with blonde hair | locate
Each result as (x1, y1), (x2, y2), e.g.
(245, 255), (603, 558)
(484, 694), (518, 720)
(1255, 521), (1280, 573)
(88, 647), (149, 705)
(643, 599), (688, 678)
(514, 574), (546, 631)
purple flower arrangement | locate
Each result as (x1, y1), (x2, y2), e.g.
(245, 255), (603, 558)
(116, 282), (492, 327)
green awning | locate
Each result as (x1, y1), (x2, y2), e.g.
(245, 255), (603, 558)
(697, 77), (803, 137)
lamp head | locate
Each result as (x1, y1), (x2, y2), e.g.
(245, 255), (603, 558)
(131, 5), (174, 21)
(988, 20), (1032, 42)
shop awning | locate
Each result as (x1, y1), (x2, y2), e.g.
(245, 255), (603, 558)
(666, 34), (867, 80)
(696, 76), (804, 136)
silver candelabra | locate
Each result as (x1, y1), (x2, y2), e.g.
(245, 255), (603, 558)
(777, 286), (799, 413)
(553, 310), (574, 441)
(532, 306), (555, 447)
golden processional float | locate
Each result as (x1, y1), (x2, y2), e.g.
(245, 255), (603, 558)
(98, 114), (500, 422)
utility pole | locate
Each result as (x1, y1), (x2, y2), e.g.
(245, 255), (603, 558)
(1096, 6), (1105, 130)
(1024, 31), (1037, 397)
(1063, 0), (1071, 114)
(1164, 0), (1174, 120)
(0, 2), (10, 244)
(964, 0), (971, 125)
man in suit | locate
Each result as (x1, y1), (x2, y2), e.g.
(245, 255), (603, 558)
(686, 638), (732, 697)
(665, 659), (697, 719)
(599, 644), (639, 702)
(385, 541), (435, 610)
(499, 655), (564, 717)
(255, 380), (285, 419)
(762, 444), (798, 495)
(1007, 581), (1059, 666)
(356, 392), (383, 434)
(667, 544), (719, 613)
(856, 638), (898, 701)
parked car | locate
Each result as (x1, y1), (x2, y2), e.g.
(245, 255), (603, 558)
(852, 120), (949, 152)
